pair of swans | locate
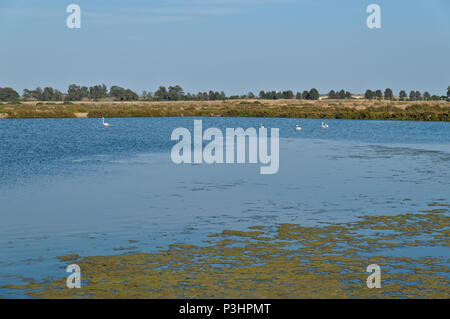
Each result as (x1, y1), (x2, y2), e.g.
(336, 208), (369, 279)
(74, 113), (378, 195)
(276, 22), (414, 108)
(296, 123), (329, 131)
(262, 123), (302, 131)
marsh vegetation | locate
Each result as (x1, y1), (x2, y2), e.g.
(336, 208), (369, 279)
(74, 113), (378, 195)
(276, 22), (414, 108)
(0, 100), (448, 121)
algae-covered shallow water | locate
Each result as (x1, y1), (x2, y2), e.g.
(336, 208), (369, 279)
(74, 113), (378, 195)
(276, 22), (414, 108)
(0, 117), (449, 298)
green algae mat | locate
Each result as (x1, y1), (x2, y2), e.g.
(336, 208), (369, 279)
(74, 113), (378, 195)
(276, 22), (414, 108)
(2, 206), (449, 299)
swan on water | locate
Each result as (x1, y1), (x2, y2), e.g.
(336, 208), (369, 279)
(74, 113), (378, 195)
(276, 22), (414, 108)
(296, 125), (302, 131)
(321, 122), (328, 129)
(102, 117), (110, 127)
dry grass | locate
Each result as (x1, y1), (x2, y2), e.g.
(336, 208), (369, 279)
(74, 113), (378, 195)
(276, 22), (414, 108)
(16, 99), (448, 110)
(1, 99), (448, 121)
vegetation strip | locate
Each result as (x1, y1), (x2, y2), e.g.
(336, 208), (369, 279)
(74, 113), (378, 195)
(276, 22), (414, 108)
(1, 100), (449, 121)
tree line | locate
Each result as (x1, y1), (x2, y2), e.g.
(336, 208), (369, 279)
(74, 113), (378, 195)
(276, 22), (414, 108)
(258, 89), (320, 100)
(328, 90), (352, 99)
(364, 88), (445, 101)
(0, 85), (449, 102)
(144, 86), (228, 101)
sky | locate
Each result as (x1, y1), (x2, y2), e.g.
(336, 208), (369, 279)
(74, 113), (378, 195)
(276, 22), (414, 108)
(0, 0), (449, 96)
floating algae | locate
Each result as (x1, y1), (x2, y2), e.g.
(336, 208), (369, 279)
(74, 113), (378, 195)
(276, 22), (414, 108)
(2, 207), (449, 299)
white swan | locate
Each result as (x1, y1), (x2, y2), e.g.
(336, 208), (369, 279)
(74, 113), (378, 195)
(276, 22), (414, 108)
(296, 125), (302, 131)
(102, 117), (110, 127)
(321, 122), (328, 129)
(260, 124), (264, 129)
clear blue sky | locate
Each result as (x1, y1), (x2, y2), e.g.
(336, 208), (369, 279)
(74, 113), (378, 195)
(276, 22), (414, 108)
(1, 0), (449, 95)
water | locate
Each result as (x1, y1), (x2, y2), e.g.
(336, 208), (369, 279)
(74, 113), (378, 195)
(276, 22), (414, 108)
(0, 117), (449, 297)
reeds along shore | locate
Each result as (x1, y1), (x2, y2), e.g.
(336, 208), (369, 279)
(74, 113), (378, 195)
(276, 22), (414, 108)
(0, 99), (449, 121)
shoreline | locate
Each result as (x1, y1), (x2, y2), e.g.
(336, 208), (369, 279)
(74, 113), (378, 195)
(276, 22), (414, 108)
(0, 100), (448, 121)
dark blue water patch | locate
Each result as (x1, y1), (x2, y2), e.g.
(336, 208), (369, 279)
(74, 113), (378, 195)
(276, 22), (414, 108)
(1, 117), (449, 186)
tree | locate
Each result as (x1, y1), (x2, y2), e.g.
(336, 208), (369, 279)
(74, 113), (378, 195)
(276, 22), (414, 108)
(309, 88), (319, 100)
(301, 90), (309, 99)
(282, 90), (294, 99)
(338, 89), (346, 99)
(415, 91), (422, 101)
(295, 92), (302, 99)
(89, 84), (108, 100)
(364, 89), (374, 100)
(423, 91), (430, 101)
(259, 91), (265, 99)
(154, 86), (168, 100)
(328, 90), (336, 99)
(218, 91), (226, 100)
(39, 87), (63, 101)
(0, 87), (19, 102)
(273, 91), (280, 99)
(68, 84), (83, 101)
(208, 90), (216, 101)
(447, 86), (450, 100)
(42, 87), (55, 101)
(384, 88), (393, 100)
(409, 91), (416, 101)
(375, 90), (383, 99)
(23, 89), (34, 99)
(345, 91), (352, 99)
(431, 95), (440, 101)
(80, 86), (89, 99)
(168, 85), (185, 101)
(23, 87), (43, 100)
(109, 86), (121, 100)
(399, 90), (407, 100)
(247, 92), (255, 99)
(127, 89), (139, 101)
(110, 86), (138, 101)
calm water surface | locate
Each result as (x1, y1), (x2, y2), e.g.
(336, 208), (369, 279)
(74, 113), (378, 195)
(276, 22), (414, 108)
(0, 117), (449, 297)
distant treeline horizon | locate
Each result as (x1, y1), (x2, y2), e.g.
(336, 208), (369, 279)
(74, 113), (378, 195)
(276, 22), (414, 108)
(0, 85), (449, 103)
